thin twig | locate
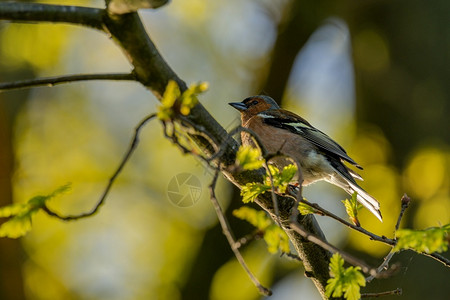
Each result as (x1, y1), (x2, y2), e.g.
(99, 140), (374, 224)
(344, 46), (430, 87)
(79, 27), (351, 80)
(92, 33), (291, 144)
(361, 288), (402, 298)
(419, 251), (450, 267)
(367, 194), (411, 282)
(366, 250), (396, 282)
(212, 125), (282, 223)
(162, 121), (213, 167)
(263, 160), (281, 221)
(290, 222), (378, 277)
(235, 231), (263, 249)
(281, 251), (302, 262)
(176, 116), (221, 156)
(209, 168), (272, 296)
(395, 194), (411, 232)
(288, 194), (396, 246)
(0, 73), (136, 92)
(42, 114), (157, 220)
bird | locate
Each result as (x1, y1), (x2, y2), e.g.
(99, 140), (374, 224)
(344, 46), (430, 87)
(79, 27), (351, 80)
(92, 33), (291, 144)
(229, 95), (382, 222)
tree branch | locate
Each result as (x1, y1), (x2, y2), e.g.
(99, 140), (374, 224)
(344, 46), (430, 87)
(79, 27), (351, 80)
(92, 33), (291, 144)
(42, 114), (156, 220)
(395, 194), (410, 232)
(361, 288), (402, 298)
(0, 2), (104, 30)
(0, 73), (136, 91)
(419, 252), (450, 267)
(290, 222), (378, 277)
(209, 168), (272, 296)
(292, 196), (396, 246)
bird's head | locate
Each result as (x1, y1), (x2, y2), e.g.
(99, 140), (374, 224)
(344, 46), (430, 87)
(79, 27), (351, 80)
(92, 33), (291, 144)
(229, 95), (279, 123)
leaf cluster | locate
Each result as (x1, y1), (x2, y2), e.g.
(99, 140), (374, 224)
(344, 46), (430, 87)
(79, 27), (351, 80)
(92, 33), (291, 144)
(394, 224), (450, 254)
(157, 80), (208, 121)
(325, 253), (366, 300)
(233, 207), (290, 254)
(297, 202), (318, 215)
(238, 155), (297, 203)
(235, 146), (264, 171)
(0, 184), (70, 238)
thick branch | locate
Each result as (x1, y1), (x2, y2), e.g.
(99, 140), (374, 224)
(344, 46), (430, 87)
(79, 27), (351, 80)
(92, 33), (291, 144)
(0, 3), (104, 30)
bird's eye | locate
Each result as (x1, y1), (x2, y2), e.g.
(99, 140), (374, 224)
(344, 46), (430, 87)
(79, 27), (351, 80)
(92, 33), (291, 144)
(250, 100), (259, 106)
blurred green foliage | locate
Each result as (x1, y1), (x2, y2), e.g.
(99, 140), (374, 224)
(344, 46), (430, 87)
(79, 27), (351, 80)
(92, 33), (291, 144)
(0, 184), (70, 238)
(395, 224), (450, 254)
(233, 206), (289, 254)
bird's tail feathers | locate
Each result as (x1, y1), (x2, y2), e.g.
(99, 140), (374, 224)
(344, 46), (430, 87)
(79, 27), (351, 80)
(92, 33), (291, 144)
(348, 169), (363, 181)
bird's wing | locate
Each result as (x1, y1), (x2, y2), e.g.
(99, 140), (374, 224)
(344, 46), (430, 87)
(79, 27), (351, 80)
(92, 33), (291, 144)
(259, 109), (362, 169)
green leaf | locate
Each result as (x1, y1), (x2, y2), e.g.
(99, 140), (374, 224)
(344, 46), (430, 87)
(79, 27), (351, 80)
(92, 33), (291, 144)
(233, 207), (271, 230)
(329, 252), (345, 277)
(342, 192), (363, 226)
(0, 203), (24, 218)
(325, 253), (366, 300)
(0, 214), (32, 239)
(265, 164), (297, 193)
(240, 183), (271, 203)
(298, 202), (317, 215)
(233, 207), (289, 254)
(179, 81), (207, 116)
(264, 224), (290, 254)
(394, 224), (450, 253)
(325, 277), (341, 298)
(279, 164), (297, 185)
(157, 81), (208, 120)
(157, 80), (181, 121)
(0, 184), (71, 238)
(236, 146), (264, 170)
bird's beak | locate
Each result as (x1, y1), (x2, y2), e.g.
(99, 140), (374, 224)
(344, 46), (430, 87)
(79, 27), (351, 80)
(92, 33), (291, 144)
(228, 102), (247, 111)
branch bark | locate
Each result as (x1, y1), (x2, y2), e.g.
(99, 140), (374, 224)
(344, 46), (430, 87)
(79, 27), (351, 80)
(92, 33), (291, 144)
(0, 3), (103, 30)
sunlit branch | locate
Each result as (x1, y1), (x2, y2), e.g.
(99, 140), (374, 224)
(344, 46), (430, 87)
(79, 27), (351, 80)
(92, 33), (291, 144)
(290, 222), (378, 277)
(235, 231), (263, 249)
(419, 252), (450, 268)
(289, 194), (396, 246)
(209, 168), (272, 296)
(366, 250), (396, 282)
(367, 194), (411, 282)
(361, 288), (402, 298)
(0, 73), (136, 92)
(42, 113), (157, 220)
(0, 2), (104, 30)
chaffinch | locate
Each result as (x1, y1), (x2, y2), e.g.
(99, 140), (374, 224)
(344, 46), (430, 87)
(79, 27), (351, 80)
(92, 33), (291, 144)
(229, 95), (382, 222)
